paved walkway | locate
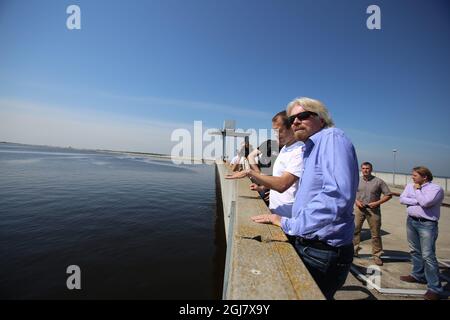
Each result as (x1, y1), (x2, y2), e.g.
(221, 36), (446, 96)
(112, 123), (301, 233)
(335, 195), (450, 300)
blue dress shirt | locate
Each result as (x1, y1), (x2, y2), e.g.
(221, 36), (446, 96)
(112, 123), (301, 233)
(281, 127), (359, 247)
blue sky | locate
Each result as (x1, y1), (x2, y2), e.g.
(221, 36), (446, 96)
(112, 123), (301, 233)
(0, 0), (449, 176)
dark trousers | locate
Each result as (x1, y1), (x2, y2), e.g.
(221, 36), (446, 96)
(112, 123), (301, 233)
(293, 239), (354, 300)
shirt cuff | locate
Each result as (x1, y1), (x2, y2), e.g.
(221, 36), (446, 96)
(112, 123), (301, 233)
(281, 217), (289, 234)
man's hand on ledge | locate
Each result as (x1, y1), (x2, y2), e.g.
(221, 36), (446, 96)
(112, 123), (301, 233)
(251, 214), (281, 227)
(226, 171), (247, 179)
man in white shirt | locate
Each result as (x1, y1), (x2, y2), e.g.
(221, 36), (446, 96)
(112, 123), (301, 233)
(226, 111), (303, 218)
(230, 140), (253, 172)
(229, 151), (241, 166)
(247, 139), (279, 176)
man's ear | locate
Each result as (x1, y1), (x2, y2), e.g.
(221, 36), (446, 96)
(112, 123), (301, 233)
(320, 117), (325, 128)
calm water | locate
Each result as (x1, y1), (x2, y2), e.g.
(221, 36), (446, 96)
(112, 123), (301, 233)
(0, 143), (225, 299)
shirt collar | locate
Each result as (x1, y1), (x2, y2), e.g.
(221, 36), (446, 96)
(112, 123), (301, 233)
(304, 128), (325, 152)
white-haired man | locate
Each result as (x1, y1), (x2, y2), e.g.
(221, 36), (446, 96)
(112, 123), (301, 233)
(252, 97), (359, 300)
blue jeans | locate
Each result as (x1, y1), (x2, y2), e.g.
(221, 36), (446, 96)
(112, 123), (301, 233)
(294, 240), (353, 300)
(407, 216), (443, 294)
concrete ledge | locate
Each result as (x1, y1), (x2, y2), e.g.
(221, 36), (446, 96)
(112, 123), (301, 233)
(216, 161), (324, 300)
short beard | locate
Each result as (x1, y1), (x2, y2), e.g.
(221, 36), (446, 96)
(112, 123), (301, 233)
(294, 131), (308, 142)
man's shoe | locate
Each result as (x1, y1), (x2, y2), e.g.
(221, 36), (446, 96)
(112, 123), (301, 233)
(373, 256), (383, 266)
(399, 275), (427, 284)
(424, 290), (442, 300)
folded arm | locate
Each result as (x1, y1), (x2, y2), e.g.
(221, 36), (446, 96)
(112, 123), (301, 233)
(415, 187), (444, 208)
(399, 186), (418, 206)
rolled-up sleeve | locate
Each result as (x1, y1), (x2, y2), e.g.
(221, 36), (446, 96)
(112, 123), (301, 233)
(380, 180), (391, 196)
(400, 185), (418, 206)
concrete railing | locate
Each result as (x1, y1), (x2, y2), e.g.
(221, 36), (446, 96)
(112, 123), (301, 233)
(215, 161), (324, 300)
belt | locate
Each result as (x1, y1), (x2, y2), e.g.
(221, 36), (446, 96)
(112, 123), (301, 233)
(409, 215), (436, 223)
(296, 237), (340, 252)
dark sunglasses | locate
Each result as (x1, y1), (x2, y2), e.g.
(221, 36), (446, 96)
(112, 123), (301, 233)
(288, 111), (318, 125)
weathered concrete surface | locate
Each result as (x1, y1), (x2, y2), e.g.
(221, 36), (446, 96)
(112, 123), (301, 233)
(335, 196), (450, 300)
(215, 163), (237, 239)
(216, 162), (324, 300)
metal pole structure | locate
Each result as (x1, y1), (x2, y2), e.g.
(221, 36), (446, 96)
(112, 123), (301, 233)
(222, 132), (226, 162)
(209, 120), (251, 162)
(392, 149), (397, 186)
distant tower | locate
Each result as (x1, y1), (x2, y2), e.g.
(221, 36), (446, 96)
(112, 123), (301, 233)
(209, 120), (250, 161)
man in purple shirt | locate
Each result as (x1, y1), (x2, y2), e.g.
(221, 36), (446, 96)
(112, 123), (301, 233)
(399, 166), (444, 300)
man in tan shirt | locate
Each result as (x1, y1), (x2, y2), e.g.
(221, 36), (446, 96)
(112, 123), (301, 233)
(354, 162), (392, 266)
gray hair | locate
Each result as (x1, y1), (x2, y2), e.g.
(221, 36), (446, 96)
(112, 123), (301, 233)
(286, 97), (335, 128)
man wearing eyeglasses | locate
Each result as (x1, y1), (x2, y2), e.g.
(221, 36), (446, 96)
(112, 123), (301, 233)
(251, 97), (359, 300)
(225, 111), (304, 221)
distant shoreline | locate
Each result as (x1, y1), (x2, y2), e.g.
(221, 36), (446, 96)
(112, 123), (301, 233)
(0, 141), (215, 164)
(1, 141), (447, 176)
(0, 140), (170, 157)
